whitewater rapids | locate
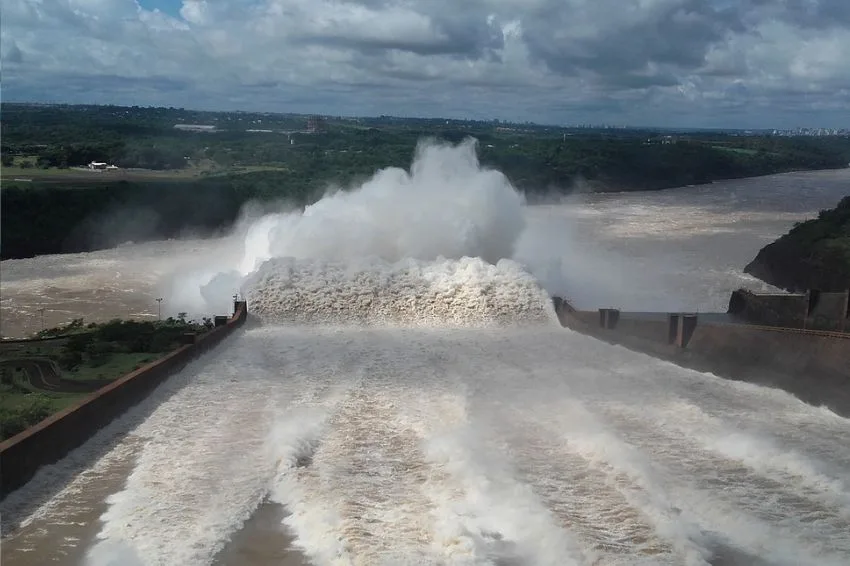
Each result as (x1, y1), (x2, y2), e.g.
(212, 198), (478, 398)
(6, 263), (848, 566)
(24, 319), (846, 566)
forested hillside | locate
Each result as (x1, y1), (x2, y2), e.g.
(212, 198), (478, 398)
(745, 196), (850, 292)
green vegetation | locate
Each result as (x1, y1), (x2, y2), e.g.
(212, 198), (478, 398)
(0, 315), (214, 441)
(3, 102), (850, 259)
(745, 196), (850, 292)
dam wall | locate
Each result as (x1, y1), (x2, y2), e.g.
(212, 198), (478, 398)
(556, 299), (850, 417)
(807, 290), (850, 332)
(0, 301), (248, 500)
(728, 288), (849, 331)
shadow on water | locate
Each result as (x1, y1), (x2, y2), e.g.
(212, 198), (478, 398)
(212, 499), (312, 566)
(708, 541), (779, 566)
(0, 329), (247, 539)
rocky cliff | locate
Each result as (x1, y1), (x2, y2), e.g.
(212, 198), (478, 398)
(745, 196), (850, 292)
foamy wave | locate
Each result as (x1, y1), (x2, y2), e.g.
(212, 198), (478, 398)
(243, 256), (554, 327)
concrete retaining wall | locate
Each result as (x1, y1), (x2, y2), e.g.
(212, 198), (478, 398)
(0, 302), (248, 499)
(728, 288), (850, 332)
(807, 290), (850, 332)
(556, 298), (850, 417)
(728, 289), (808, 328)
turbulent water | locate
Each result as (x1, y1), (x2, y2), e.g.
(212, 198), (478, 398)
(1, 140), (849, 566)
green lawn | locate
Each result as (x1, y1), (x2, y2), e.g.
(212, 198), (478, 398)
(211, 165), (291, 175)
(0, 380), (85, 441)
(0, 317), (212, 441)
(0, 351), (161, 441)
(64, 352), (156, 382)
(710, 146), (760, 156)
(0, 162), (290, 182)
(0, 339), (68, 358)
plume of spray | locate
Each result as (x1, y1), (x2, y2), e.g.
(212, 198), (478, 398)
(241, 137), (526, 268)
(157, 136), (614, 324)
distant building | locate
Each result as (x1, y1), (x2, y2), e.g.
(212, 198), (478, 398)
(174, 124), (217, 132)
(88, 162), (118, 170)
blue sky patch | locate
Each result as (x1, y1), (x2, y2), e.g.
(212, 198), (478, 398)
(137, 0), (183, 19)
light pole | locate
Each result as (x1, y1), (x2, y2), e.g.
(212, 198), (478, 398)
(156, 298), (163, 320)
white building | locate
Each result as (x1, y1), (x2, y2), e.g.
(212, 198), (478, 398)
(174, 124), (217, 132)
(88, 162), (119, 170)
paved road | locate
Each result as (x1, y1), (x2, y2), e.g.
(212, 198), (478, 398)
(0, 358), (102, 393)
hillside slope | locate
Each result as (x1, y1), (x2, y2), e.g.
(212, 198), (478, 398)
(745, 196), (850, 292)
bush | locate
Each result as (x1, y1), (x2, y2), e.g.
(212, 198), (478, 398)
(0, 396), (53, 440)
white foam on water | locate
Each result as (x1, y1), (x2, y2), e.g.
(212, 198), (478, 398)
(244, 256), (554, 327)
(24, 321), (849, 566)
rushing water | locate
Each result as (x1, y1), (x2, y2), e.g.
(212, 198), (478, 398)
(4, 322), (850, 566)
(1, 145), (848, 565)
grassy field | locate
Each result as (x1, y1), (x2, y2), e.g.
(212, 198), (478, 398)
(0, 317), (212, 441)
(0, 369), (85, 441)
(0, 349), (161, 441)
(0, 339), (67, 358)
(0, 162), (293, 184)
(65, 352), (156, 382)
(1, 338), (159, 383)
(0, 165), (200, 183)
(710, 145), (759, 155)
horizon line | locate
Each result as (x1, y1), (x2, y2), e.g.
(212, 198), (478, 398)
(3, 99), (847, 135)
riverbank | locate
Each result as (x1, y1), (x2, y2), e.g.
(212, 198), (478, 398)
(744, 195), (850, 292)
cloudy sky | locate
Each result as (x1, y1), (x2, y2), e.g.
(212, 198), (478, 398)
(2, 0), (849, 128)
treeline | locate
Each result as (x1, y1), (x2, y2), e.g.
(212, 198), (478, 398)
(57, 316), (213, 371)
(745, 196), (850, 292)
(4, 103), (850, 185)
(2, 180), (240, 259)
(0, 142), (189, 170)
(0, 171), (332, 259)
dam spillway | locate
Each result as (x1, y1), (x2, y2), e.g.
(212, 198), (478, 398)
(3, 314), (850, 565)
(2, 162), (850, 566)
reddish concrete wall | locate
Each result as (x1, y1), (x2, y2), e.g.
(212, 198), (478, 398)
(554, 298), (850, 416)
(0, 302), (248, 499)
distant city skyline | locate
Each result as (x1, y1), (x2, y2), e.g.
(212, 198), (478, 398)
(6, 100), (850, 135)
(2, 1), (849, 130)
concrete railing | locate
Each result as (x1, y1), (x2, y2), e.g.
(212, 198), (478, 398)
(0, 301), (248, 499)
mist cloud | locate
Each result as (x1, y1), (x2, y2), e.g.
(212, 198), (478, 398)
(159, 138), (611, 319)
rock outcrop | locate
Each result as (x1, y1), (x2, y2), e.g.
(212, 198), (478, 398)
(745, 195), (850, 292)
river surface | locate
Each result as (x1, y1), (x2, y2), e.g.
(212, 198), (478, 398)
(1, 169), (849, 566)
